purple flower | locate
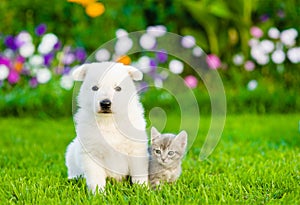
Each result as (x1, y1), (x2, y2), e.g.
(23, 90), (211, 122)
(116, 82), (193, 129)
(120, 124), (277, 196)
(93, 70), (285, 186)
(277, 10), (285, 18)
(147, 59), (157, 76)
(44, 53), (54, 66)
(206, 54), (221, 69)
(54, 41), (61, 50)
(149, 59), (157, 68)
(4, 35), (18, 50)
(156, 50), (168, 63)
(8, 70), (20, 84)
(138, 81), (148, 93)
(0, 56), (11, 67)
(63, 53), (75, 65)
(62, 66), (71, 75)
(260, 14), (269, 22)
(35, 24), (47, 36)
(29, 77), (38, 88)
(16, 56), (25, 63)
(75, 48), (86, 62)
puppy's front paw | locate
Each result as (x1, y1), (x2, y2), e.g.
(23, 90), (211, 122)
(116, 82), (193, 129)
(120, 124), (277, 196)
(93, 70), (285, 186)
(132, 176), (148, 185)
(88, 182), (105, 194)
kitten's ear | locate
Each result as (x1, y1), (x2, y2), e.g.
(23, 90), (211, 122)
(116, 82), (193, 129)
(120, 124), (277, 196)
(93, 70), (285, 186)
(151, 127), (160, 142)
(175, 130), (188, 150)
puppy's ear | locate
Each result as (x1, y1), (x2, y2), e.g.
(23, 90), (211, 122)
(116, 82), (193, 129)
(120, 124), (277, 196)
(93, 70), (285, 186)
(126, 65), (143, 81)
(72, 64), (88, 81)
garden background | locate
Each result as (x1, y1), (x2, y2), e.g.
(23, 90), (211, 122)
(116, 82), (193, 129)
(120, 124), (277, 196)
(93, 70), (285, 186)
(0, 0), (299, 116)
(0, 0), (299, 204)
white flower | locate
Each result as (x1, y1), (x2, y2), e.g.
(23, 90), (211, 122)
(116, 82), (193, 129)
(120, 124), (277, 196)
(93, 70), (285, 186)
(280, 28), (298, 47)
(137, 56), (151, 73)
(192, 46), (203, 57)
(251, 44), (270, 65)
(181, 35), (196, 48)
(260, 40), (274, 53)
(3, 49), (14, 58)
(251, 45), (264, 59)
(169, 59), (184, 74)
(60, 74), (74, 90)
(160, 70), (169, 80)
(38, 33), (58, 54)
(16, 31), (32, 46)
(115, 37), (133, 55)
(248, 38), (259, 47)
(116, 28), (128, 38)
(154, 78), (163, 88)
(232, 54), (244, 66)
(38, 43), (53, 55)
(95, 49), (111, 61)
(36, 68), (52, 84)
(247, 80), (258, 91)
(19, 42), (35, 58)
(139, 33), (156, 50)
(268, 27), (280, 39)
(42, 33), (58, 45)
(29, 55), (44, 67)
(256, 54), (270, 65)
(0, 65), (9, 80)
(287, 47), (300, 63)
(271, 50), (285, 64)
(147, 25), (167, 37)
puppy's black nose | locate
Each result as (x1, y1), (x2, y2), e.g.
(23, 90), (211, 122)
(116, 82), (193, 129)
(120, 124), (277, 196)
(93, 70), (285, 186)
(100, 99), (111, 109)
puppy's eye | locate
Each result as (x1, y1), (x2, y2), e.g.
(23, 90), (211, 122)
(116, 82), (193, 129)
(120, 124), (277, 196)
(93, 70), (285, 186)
(168, 151), (175, 156)
(115, 86), (121, 92)
(92, 86), (99, 91)
(155, 149), (161, 155)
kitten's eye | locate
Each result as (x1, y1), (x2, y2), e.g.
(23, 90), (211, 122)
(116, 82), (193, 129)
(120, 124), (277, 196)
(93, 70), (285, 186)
(155, 149), (161, 155)
(168, 151), (175, 156)
(115, 86), (122, 92)
(92, 85), (99, 91)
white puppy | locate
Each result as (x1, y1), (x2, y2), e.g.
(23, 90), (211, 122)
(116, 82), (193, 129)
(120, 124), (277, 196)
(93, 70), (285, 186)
(65, 62), (148, 193)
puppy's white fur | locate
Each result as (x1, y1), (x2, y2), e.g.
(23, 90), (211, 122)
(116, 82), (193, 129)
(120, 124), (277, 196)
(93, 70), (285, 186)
(65, 62), (148, 193)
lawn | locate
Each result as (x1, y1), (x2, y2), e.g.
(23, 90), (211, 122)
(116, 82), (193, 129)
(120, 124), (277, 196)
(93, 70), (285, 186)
(0, 114), (299, 204)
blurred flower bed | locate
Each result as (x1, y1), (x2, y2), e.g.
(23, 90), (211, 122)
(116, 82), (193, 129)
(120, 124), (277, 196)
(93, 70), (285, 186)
(1, 23), (299, 117)
(0, 0), (299, 116)
(0, 24), (86, 117)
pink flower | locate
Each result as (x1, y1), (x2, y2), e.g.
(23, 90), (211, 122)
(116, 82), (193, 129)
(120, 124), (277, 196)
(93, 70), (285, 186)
(206, 54), (221, 69)
(184, 75), (198, 88)
(8, 70), (20, 84)
(244, 61), (255, 71)
(250, 26), (263, 38)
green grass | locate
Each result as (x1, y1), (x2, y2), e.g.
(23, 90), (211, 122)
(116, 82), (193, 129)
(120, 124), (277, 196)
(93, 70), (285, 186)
(0, 115), (299, 204)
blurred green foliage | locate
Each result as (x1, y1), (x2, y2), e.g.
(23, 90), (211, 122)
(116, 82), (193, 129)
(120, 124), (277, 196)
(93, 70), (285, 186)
(0, 79), (73, 117)
(1, 0), (299, 52)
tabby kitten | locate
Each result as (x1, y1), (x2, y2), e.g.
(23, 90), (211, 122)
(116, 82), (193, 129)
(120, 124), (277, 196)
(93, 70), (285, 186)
(149, 127), (187, 188)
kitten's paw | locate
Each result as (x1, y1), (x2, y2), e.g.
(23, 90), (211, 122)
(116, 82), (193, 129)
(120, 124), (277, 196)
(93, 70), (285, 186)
(151, 180), (162, 190)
